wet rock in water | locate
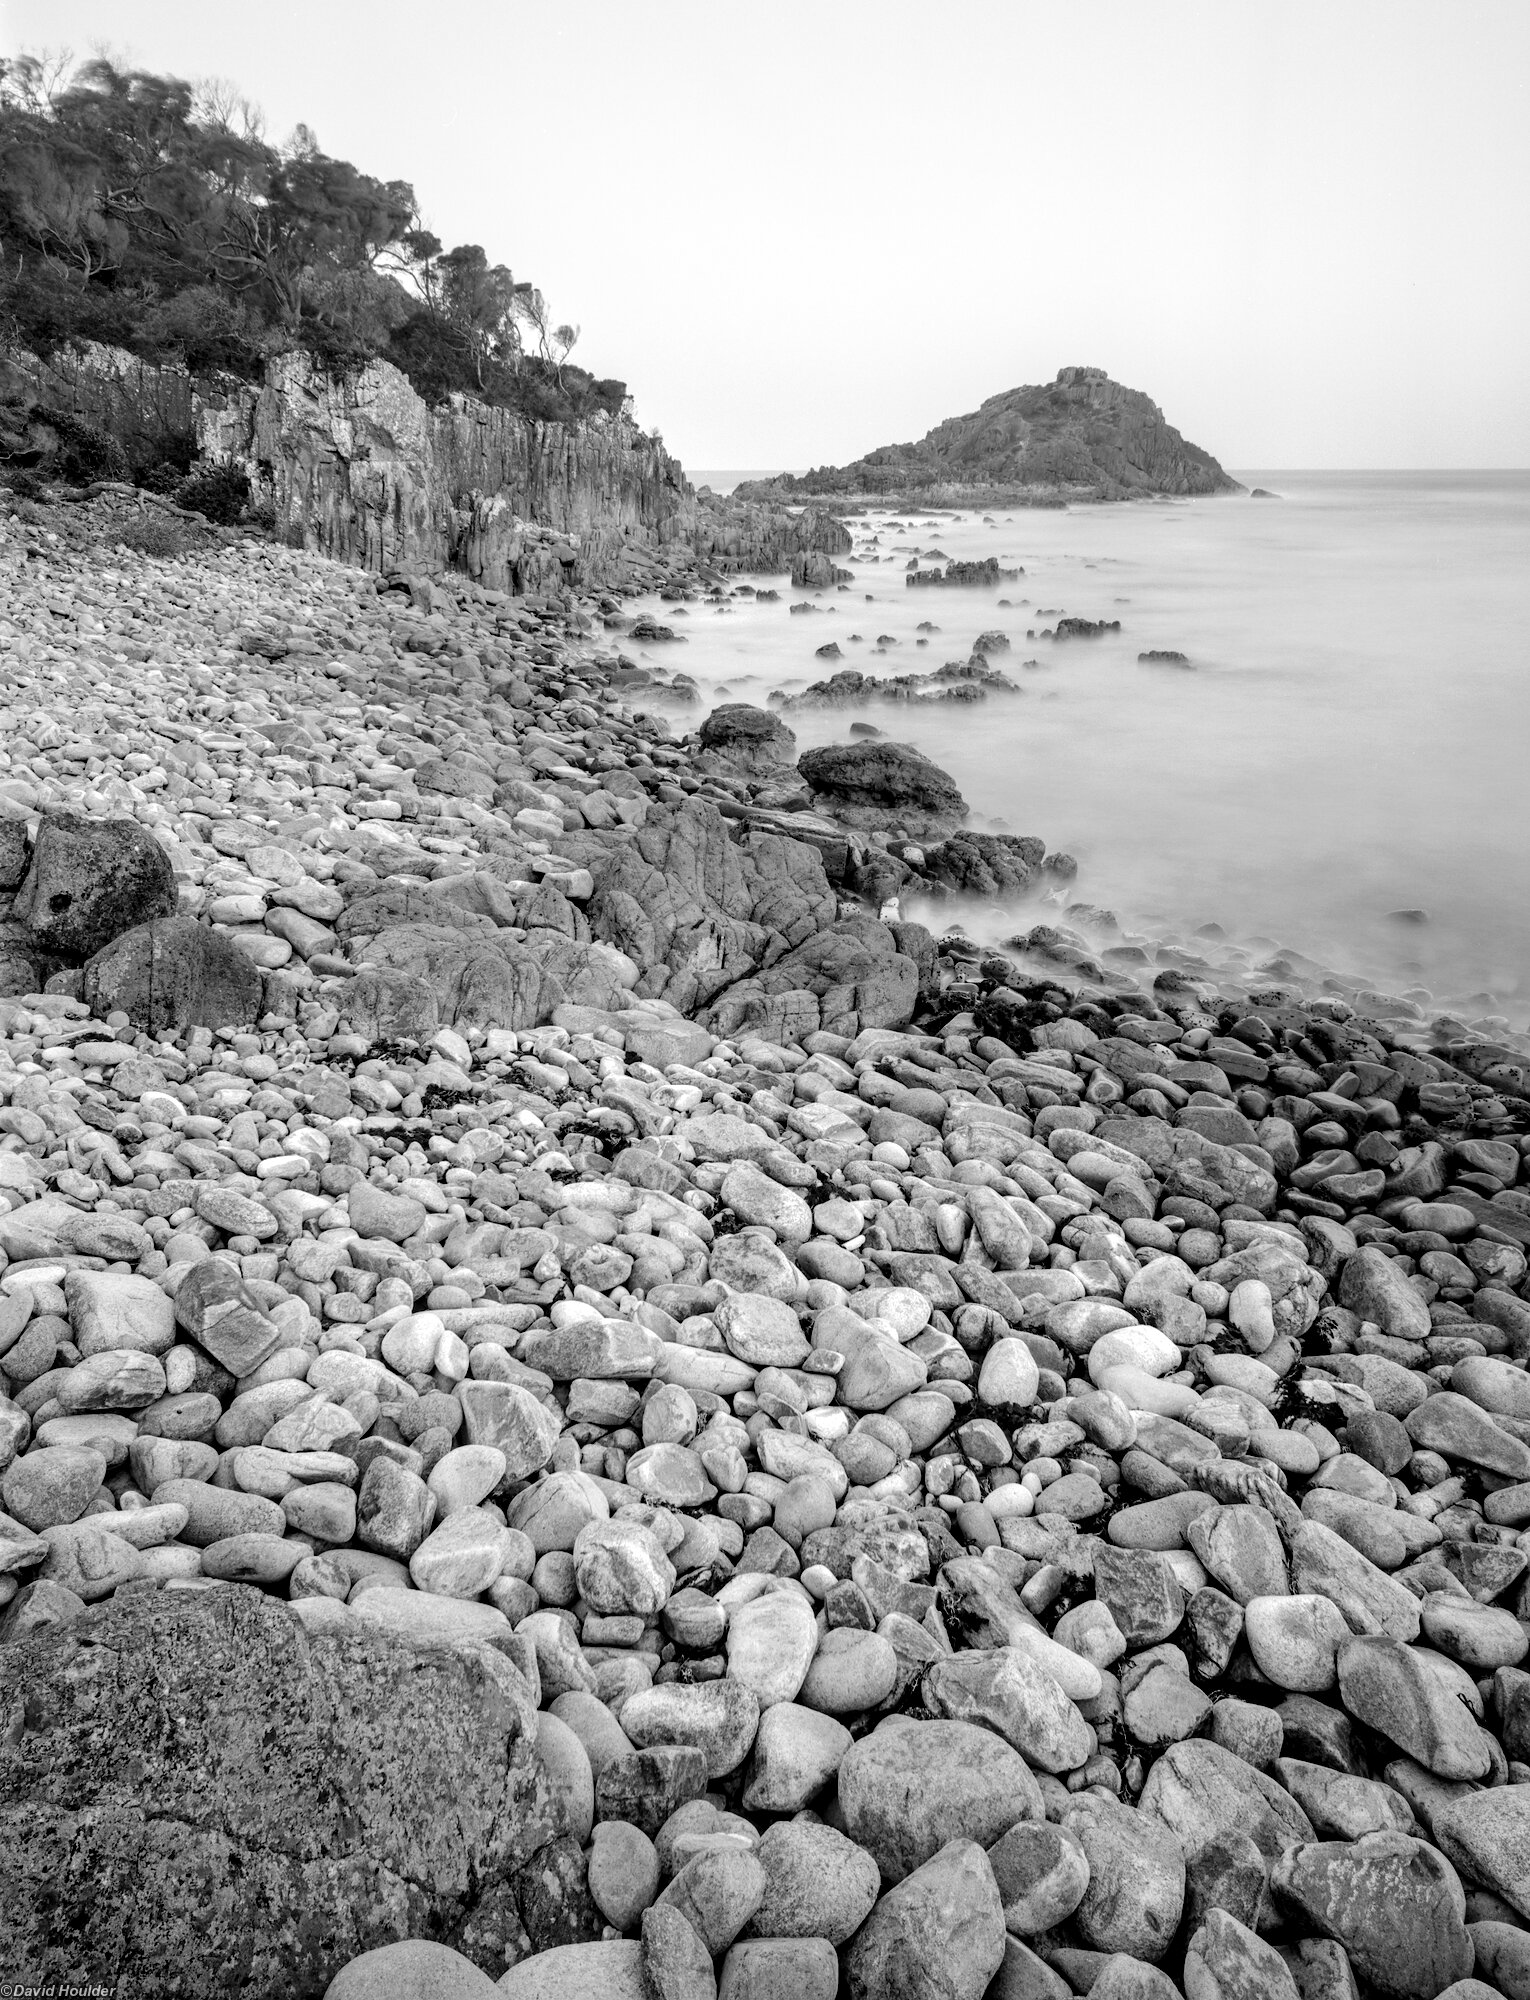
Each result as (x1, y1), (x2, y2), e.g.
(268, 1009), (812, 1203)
(695, 703), (798, 779)
(797, 739), (967, 836)
(1049, 616), (1121, 638)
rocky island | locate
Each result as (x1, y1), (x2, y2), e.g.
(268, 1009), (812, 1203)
(1, 52), (1529, 2000)
(737, 366), (1243, 508)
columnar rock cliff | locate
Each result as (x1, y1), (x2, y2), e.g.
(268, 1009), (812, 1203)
(739, 365), (1242, 504)
(197, 353), (699, 591)
(3, 341), (848, 594)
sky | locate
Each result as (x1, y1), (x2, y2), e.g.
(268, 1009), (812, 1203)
(4, 0), (1528, 472)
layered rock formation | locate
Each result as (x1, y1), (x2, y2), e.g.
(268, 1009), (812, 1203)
(739, 366), (1242, 505)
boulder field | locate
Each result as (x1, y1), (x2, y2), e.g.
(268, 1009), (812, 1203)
(1, 486), (1530, 2000)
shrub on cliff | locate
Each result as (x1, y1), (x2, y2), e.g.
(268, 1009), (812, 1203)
(176, 463), (250, 525)
(117, 514), (190, 559)
(34, 408), (128, 485)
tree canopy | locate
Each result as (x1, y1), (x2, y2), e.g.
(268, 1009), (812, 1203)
(0, 52), (627, 423)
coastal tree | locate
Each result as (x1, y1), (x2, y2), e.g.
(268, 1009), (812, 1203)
(0, 47), (622, 424)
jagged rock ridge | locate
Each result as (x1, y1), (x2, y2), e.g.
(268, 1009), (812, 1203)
(739, 366), (1242, 503)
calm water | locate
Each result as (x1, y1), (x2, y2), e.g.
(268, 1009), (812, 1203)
(644, 473), (1530, 1027)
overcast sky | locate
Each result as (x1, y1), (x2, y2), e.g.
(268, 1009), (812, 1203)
(6, 0), (1527, 471)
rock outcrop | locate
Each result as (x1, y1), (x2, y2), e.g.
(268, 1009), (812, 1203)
(739, 366), (1242, 504)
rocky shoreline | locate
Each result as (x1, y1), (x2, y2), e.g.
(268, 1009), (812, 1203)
(2, 482), (1530, 2000)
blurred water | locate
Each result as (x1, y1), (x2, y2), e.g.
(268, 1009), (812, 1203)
(640, 473), (1530, 1025)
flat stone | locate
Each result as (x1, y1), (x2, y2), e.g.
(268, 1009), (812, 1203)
(1336, 1634), (1491, 1780)
(1271, 1832), (1473, 2000)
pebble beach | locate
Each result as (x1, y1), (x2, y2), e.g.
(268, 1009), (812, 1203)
(3, 482), (1530, 2000)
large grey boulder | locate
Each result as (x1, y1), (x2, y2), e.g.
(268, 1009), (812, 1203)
(695, 703), (798, 779)
(15, 809), (177, 963)
(1270, 1831), (1474, 2000)
(82, 914), (264, 1036)
(0, 1585), (556, 1998)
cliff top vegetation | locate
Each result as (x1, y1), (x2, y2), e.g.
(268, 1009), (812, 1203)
(0, 50), (627, 426)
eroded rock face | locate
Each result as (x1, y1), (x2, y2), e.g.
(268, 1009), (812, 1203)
(584, 800), (836, 1017)
(15, 810), (177, 964)
(347, 925), (565, 1033)
(0, 1585), (556, 1998)
(706, 912), (920, 1043)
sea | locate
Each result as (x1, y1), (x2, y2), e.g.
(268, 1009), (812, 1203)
(646, 471), (1530, 1033)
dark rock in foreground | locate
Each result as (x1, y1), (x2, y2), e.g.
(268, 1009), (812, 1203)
(0, 1587), (557, 1998)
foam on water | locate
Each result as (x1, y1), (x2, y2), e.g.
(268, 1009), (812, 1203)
(629, 471), (1530, 1029)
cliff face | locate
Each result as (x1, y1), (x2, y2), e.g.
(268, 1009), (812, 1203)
(4, 342), (849, 594)
(197, 353), (703, 594)
(739, 365), (1242, 503)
